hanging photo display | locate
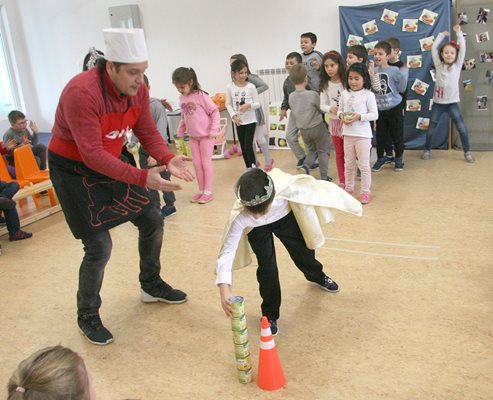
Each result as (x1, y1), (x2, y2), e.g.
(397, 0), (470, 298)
(463, 79), (474, 92)
(419, 9), (438, 26)
(476, 95), (488, 111)
(406, 100), (421, 111)
(416, 117), (430, 130)
(346, 34), (363, 46)
(362, 19), (378, 35)
(419, 36), (435, 51)
(407, 55), (423, 68)
(476, 31), (490, 43)
(487, 70), (493, 85)
(476, 8), (489, 24)
(381, 9), (398, 25)
(480, 52), (493, 62)
(402, 19), (418, 32)
(364, 40), (379, 55)
(463, 58), (476, 70)
(457, 12), (468, 25)
(411, 78), (430, 95)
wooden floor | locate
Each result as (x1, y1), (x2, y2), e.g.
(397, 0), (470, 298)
(0, 149), (492, 400)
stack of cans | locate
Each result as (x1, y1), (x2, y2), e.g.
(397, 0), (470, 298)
(230, 296), (253, 383)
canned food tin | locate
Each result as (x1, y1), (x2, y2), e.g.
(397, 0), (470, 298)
(234, 342), (250, 358)
(231, 314), (247, 331)
(232, 328), (249, 345)
(237, 368), (253, 384)
(236, 355), (253, 371)
(229, 296), (245, 318)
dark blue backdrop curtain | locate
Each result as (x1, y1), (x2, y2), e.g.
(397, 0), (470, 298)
(339, 0), (451, 149)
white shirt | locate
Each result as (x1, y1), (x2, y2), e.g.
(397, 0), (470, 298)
(226, 82), (260, 125)
(320, 81), (344, 119)
(216, 198), (290, 285)
(337, 88), (378, 138)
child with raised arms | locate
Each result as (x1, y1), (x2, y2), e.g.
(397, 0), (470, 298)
(320, 51), (347, 188)
(338, 63), (378, 204)
(226, 60), (260, 169)
(173, 67), (220, 204)
(421, 24), (474, 163)
(216, 168), (362, 336)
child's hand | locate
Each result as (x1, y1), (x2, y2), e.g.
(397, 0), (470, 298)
(219, 284), (233, 318)
(368, 60), (375, 75)
(330, 106), (338, 115)
(209, 131), (219, 140)
(232, 115), (241, 126)
(29, 120), (39, 134)
(441, 31), (450, 36)
(453, 24), (461, 33)
(279, 109), (287, 121)
(238, 103), (251, 113)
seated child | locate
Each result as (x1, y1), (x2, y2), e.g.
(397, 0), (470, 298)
(216, 168), (362, 336)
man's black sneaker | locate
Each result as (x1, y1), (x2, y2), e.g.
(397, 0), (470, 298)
(317, 276), (339, 293)
(77, 314), (113, 346)
(141, 282), (187, 304)
(268, 319), (279, 336)
(296, 156), (306, 167)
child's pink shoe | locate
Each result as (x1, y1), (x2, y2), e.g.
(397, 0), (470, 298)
(360, 192), (371, 204)
(338, 182), (346, 189)
(264, 159), (274, 172)
(233, 145), (242, 156)
(198, 193), (213, 204)
(191, 193), (203, 203)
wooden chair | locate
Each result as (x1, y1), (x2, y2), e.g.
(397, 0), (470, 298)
(212, 118), (228, 160)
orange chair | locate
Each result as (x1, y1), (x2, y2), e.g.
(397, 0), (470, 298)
(212, 118), (228, 159)
(13, 144), (50, 183)
(12, 145), (56, 208)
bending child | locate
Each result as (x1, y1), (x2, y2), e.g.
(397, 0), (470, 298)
(173, 67), (220, 204)
(216, 168), (362, 336)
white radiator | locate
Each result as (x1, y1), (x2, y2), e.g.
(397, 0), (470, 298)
(256, 68), (288, 106)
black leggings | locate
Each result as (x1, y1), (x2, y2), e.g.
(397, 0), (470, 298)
(237, 122), (256, 168)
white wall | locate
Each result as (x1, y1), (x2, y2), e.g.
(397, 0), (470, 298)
(2, 0), (389, 132)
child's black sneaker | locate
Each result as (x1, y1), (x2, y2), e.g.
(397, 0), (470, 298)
(296, 156), (306, 167)
(77, 314), (113, 346)
(141, 282), (187, 304)
(394, 158), (404, 171)
(268, 319), (279, 336)
(318, 276), (339, 293)
(372, 158), (386, 172)
(297, 164), (310, 175)
(161, 205), (177, 219)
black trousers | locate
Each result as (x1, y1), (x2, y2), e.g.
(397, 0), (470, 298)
(247, 212), (326, 321)
(375, 105), (404, 159)
(237, 122), (256, 168)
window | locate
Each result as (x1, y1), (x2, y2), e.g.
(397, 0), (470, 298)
(0, 6), (22, 121)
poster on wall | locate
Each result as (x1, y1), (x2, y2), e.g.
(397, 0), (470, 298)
(268, 102), (290, 150)
(339, 0), (451, 149)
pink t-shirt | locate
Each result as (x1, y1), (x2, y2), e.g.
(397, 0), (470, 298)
(177, 91), (220, 138)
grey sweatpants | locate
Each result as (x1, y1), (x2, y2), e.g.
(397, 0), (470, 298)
(300, 122), (329, 179)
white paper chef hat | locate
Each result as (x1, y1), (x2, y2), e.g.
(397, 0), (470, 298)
(103, 28), (148, 63)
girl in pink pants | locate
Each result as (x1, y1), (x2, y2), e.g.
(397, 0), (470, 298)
(173, 67), (220, 204)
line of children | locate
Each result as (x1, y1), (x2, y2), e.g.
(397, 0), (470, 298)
(226, 60), (261, 170)
(172, 67), (220, 204)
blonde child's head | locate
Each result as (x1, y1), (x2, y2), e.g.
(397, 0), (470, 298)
(7, 345), (94, 400)
(235, 169), (275, 217)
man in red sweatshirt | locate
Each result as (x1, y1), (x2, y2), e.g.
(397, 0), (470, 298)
(48, 28), (194, 345)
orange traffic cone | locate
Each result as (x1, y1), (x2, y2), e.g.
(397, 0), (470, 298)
(257, 316), (286, 390)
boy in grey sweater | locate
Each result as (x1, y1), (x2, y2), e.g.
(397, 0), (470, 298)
(289, 64), (331, 181)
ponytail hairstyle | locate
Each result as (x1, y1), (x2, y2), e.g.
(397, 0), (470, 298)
(7, 345), (91, 400)
(320, 50), (346, 91)
(171, 67), (203, 93)
(230, 53), (251, 74)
